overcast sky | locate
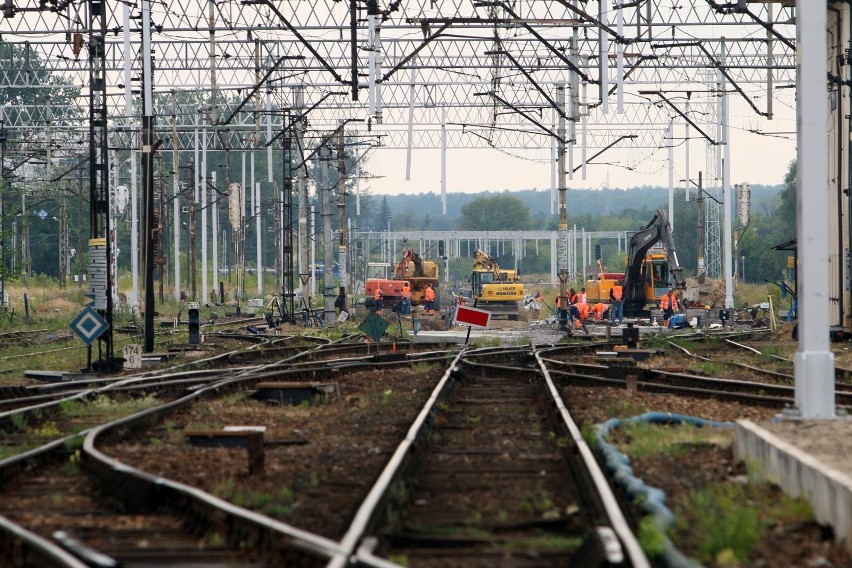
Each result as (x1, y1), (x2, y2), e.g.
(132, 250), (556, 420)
(364, 96), (797, 195)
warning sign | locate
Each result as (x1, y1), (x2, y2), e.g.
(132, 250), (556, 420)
(453, 305), (491, 329)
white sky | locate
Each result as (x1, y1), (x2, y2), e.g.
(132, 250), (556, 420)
(365, 98), (798, 195)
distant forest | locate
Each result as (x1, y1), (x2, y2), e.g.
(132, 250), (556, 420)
(368, 184), (784, 233)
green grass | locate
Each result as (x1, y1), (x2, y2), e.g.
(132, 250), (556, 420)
(669, 335), (723, 351)
(410, 361), (439, 373)
(0, 441), (42, 459)
(758, 344), (789, 358)
(59, 394), (160, 422)
(734, 282), (784, 312)
(637, 516), (668, 557)
(613, 422), (732, 459)
(693, 360), (722, 376)
(470, 336), (502, 348)
(60, 448), (84, 477)
(639, 335), (671, 349)
(683, 483), (762, 563)
(220, 390), (249, 406)
(0, 331), (180, 375)
(602, 406), (820, 564)
(670, 481), (812, 565)
(213, 477), (297, 518)
(521, 490), (555, 515)
(600, 397), (648, 419)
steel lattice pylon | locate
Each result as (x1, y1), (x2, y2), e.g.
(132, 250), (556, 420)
(704, 68), (723, 281)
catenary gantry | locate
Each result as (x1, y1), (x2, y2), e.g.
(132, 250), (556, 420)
(0, 0), (794, 158)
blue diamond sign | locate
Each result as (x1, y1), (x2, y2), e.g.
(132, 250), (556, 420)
(37, 209), (48, 220)
(70, 306), (108, 345)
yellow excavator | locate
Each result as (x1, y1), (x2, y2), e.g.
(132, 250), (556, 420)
(586, 209), (686, 316)
(470, 249), (525, 320)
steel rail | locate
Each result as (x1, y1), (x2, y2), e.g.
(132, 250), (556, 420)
(331, 349), (465, 568)
(82, 379), (346, 565)
(667, 339), (795, 381)
(340, 345), (649, 566)
(0, 514), (89, 568)
(723, 338), (792, 362)
(535, 349), (651, 568)
(545, 361), (794, 405)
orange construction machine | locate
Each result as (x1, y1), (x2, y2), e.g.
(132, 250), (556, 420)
(364, 249), (440, 311)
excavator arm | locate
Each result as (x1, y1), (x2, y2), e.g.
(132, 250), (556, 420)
(472, 249), (497, 271)
(659, 214), (685, 291)
(623, 209), (685, 312)
(395, 248), (425, 278)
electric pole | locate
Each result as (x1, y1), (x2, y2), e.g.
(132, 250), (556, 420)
(141, 0), (157, 352)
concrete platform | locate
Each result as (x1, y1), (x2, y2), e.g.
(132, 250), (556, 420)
(24, 370), (97, 383)
(733, 419), (852, 554)
(410, 321), (672, 345)
(411, 328), (538, 345)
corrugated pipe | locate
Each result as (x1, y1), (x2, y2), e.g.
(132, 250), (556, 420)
(595, 412), (734, 568)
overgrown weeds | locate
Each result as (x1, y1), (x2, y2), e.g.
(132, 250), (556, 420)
(613, 422), (732, 459)
(672, 482), (812, 565)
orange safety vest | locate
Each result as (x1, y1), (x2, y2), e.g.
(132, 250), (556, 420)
(592, 303), (607, 320)
(661, 293), (678, 310)
(578, 302), (590, 320)
(402, 288), (411, 299)
(374, 288), (383, 300)
(424, 287), (435, 301)
(612, 285), (623, 301)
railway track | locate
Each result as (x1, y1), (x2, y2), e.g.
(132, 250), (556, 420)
(344, 347), (648, 567)
(0, 435), (342, 568)
(0, 340), (458, 567)
(1, 326), (847, 567)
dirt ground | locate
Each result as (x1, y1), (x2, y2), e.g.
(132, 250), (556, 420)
(103, 364), (445, 539)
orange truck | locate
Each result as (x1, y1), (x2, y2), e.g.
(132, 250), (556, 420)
(364, 279), (411, 309)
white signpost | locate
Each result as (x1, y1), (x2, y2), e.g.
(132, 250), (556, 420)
(123, 344), (142, 369)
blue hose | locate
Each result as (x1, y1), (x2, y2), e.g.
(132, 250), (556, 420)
(595, 412), (734, 568)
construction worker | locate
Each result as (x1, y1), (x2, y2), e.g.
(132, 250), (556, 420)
(578, 300), (591, 322)
(334, 287), (347, 315)
(374, 287), (383, 314)
(591, 302), (608, 321)
(530, 290), (542, 319)
(400, 286), (412, 315)
(610, 281), (624, 324)
(424, 283), (436, 315)
(660, 288), (679, 322)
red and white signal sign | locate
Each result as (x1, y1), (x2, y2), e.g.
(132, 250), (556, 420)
(453, 305), (491, 329)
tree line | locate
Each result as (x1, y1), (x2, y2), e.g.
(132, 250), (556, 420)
(375, 161), (797, 286)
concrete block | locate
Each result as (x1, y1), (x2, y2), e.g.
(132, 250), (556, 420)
(734, 420), (852, 554)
